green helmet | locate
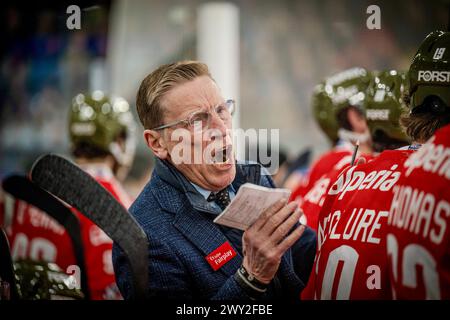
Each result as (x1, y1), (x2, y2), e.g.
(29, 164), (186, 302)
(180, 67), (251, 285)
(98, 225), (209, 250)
(69, 91), (136, 167)
(365, 70), (410, 149)
(14, 260), (84, 300)
(312, 67), (372, 143)
(409, 30), (450, 112)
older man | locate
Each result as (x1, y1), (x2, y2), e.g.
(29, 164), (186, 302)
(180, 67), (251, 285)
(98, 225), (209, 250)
(112, 61), (316, 300)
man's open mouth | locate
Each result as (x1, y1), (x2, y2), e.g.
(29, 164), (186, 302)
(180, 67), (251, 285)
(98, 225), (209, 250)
(212, 144), (233, 164)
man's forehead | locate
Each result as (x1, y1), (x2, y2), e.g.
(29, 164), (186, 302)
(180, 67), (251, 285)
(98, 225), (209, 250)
(162, 76), (222, 113)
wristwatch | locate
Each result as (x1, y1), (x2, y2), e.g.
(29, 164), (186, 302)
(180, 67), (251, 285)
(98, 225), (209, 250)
(234, 265), (268, 299)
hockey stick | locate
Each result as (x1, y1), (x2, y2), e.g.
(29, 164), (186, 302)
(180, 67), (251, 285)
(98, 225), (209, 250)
(30, 154), (149, 299)
(2, 175), (90, 300)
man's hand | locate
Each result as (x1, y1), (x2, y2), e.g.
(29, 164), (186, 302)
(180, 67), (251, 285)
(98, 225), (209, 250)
(241, 199), (305, 284)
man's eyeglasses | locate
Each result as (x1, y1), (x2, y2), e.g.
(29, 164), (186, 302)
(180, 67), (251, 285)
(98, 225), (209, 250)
(151, 99), (235, 132)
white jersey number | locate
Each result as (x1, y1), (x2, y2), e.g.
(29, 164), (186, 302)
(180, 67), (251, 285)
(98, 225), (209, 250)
(11, 233), (57, 262)
(320, 245), (359, 299)
(387, 234), (440, 299)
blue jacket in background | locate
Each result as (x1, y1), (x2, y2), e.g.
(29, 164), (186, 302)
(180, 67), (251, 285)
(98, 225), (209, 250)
(112, 159), (317, 300)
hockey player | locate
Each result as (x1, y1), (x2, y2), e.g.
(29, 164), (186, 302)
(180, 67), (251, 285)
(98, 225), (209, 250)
(385, 31), (450, 299)
(291, 68), (375, 231)
(312, 70), (412, 299)
(2, 91), (136, 300)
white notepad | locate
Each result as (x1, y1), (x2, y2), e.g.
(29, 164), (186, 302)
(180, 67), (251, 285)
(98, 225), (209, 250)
(213, 183), (291, 230)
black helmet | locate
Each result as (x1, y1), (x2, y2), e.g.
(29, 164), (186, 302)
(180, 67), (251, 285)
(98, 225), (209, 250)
(409, 31), (450, 114)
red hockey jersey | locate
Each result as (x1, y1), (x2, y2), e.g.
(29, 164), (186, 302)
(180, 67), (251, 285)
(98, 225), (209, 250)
(312, 149), (413, 299)
(386, 124), (450, 300)
(291, 142), (372, 231)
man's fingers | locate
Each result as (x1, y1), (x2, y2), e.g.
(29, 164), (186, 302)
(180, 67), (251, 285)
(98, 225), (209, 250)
(276, 224), (306, 254)
(259, 201), (298, 235)
(270, 206), (303, 244)
(250, 198), (288, 231)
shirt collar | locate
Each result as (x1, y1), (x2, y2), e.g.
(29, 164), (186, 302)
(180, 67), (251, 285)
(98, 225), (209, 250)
(190, 182), (236, 201)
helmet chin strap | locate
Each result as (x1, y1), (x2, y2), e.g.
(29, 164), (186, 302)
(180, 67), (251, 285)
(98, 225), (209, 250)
(109, 140), (136, 168)
(108, 124), (137, 169)
(338, 129), (371, 144)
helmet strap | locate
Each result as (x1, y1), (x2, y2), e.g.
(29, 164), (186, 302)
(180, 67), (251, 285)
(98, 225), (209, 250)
(109, 138), (136, 168)
(338, 128), (371, 144)
(109, 142), (127, 166)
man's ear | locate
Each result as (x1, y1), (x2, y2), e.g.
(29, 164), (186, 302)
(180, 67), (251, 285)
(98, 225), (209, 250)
(143, 129), (169, 159)
(347, 107), (369, 134)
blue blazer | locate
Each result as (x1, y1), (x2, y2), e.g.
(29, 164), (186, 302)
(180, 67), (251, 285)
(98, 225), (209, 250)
(112, 159), (317, 300)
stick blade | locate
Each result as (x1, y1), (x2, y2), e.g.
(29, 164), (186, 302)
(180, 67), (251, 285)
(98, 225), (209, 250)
(30, 154), (149, 299)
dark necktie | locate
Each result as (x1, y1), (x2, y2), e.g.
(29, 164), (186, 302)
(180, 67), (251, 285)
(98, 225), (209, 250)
(207, 188), (231, 210)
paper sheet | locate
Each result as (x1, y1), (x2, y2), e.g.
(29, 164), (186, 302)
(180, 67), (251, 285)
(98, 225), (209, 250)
(213, 183), (291, 230)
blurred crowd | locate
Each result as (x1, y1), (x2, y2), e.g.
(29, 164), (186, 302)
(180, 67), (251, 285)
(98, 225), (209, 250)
(1, 0), (448, 192)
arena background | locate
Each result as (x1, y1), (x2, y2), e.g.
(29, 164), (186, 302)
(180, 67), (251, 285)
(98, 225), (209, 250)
(0, 0), (448, 196)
